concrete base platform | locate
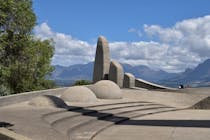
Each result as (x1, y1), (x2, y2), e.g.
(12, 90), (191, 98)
(0, 88), (210, 140)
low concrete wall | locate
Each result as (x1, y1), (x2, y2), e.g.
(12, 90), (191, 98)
(0, 128), (32, 140)
(135, 78), (176, 91)
(0, 133), (14, 140)
(0, 87), (68, 107)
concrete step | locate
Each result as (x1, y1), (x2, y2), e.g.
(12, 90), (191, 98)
(42, 106), (82, 121)
(41, 101), (176, 139)
(88, 101), (151, 108)
(68, 107), (177, 140)
(43, 109), (95, 124)
(43, 101), (151, 118)
(45, 103), (163, 125)
(101, 105), (170, 115)
(42, 102), (159, 124)
(89, 102), (160, 110)
(48, 103), (159, 134)
(52, 105), (173, 136)
(52, 111), (112, 135)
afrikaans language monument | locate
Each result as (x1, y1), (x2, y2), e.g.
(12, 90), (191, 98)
(0, 36), (210, 140)
(93, 36), (174, 90)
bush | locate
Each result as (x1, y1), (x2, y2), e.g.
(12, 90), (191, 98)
(73, 80), (92, 86)
(0, 85), (11, 96)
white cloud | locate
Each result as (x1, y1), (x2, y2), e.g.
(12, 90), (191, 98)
(34, 23), (95, 66)
(128, 28), (142, 37)
(109, 41), (173, 71)
(34, 15), (210, 73)
(142, 15), (210, 72)
(144, 24), (183, 43)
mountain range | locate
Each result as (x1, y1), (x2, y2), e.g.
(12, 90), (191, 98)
(50, 59), (210, 88)
(160, 59), (210, 87)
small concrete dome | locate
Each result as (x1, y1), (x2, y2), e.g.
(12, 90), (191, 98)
(29, 95), (67, 108)
(89, 80), (122, 99)
(61, 86), (97, 102)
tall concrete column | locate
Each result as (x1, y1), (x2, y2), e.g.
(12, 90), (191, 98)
(109, 60), (124, 88)
(123, 73), (135, 88)
(93, 36), (110, 83)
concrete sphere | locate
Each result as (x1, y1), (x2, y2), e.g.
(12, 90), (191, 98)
(29, 95), (67, 108)
(89, 80), (122, 99)
(61, 86), (97, 102)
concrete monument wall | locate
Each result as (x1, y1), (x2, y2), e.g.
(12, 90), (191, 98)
(135, 78), (175, 90)
(123, 73), (135, 88)
(93, 36), (110, 83)
(109, 60), (124, 88)
(92, 35), (175, 90)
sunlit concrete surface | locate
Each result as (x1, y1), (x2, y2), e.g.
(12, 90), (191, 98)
(0, 87), (210, 140)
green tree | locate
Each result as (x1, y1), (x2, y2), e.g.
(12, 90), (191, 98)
(0, 0), (55, 94)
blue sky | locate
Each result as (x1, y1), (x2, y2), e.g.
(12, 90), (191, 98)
(33, 0), (210, 73)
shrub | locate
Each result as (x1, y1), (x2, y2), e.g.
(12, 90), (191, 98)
(73, 80), (92, 86)
(0, 85), (11, 96)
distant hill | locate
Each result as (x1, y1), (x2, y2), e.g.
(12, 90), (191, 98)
(50, 59), (210, 87)
(159, 59), (210, 87)
(50, 63), (93, 86)
(50, 62), (177, 86)
(122, 64), (178, 82)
